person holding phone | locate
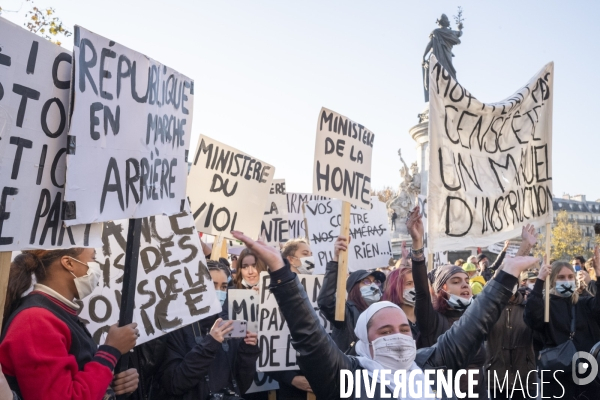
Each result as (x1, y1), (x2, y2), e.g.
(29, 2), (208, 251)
(158, 259), (259, 400)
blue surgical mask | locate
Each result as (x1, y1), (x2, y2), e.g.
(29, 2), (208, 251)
(216, 290), (227, 306)
(555, 281), (576, 297)
(360, 284), (381, 305)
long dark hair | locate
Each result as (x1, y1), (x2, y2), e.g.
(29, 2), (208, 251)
(233, 248), (267, 289)
(347, 282), (369, 313)
(4, 249), (83, 329)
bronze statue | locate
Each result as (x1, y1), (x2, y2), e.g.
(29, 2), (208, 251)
(422, 9), (464, 102)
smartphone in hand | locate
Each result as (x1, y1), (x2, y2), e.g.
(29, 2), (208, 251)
(220, 320), (247, 338)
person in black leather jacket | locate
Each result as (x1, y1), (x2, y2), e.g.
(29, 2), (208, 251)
(231, 207), (539, 400)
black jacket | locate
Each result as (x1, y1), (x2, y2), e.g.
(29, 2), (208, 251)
(317, 261), (363, 355)
(129, 337), (167, 400)
(157, 315), (260, 400)
(481, 251), (506, 282)
(269, 259), (518, 400)
(486, 290), (535, 394)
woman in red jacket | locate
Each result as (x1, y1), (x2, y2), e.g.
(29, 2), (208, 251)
(0, 249), (139, 400)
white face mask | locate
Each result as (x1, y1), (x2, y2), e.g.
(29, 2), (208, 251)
(360, 284), (382, 305)
(445, 291), (472, 311)
(371, 333), (416, 371)
(555, 280), (576, 297)
(296, 256), (314, 275)
(403, 288), (416, 306)
(527, 283), (535, 291)
(69, 258), (101, 300)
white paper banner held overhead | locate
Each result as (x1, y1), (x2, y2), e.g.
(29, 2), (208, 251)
(428, 56), (553, 253)
(0, 18), (102, 250)
(304, 197), (392, 274)
(187, 135), (274, 239)
(418, 196), (448, 269)
(64, 26), (194, 226)
(257, 272), (330, 372)
(313, 107), (374, 209)
(260, 179), (289, 247)
(286, 193), (328, 239)
(79, 205), (220, 345)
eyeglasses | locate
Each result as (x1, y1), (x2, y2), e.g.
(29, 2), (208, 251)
(361, 278), (382, 287)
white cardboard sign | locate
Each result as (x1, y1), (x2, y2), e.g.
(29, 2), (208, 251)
(418, 195), (448, 269)
(0, 18), (101, 250)
(257, 272), (331, 372)
(260, 179), (289, 247)
(187, 135), (275, 240)
(286, 192), (328, 239)
(428, 56), (553, 253)
(64, 26), (194, 226)
(79, 205), (220, 345)
(313, 107), (374, 209)
(304, 197), (392, 274)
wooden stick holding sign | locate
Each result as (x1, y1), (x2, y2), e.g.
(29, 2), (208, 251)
(335, 201), (352, 321)
(544, 223), (551, 323)
(308, 393), (316, 400)
(302, 203), (310, 239)
(0, 252), (12, 328)
(115, 218), (142, 399)
(211, 233), (225, 261)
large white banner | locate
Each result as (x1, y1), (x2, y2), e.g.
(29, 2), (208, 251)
(286, 192), (328, 239)
(64, 26), (193, 226)
(260, 179), (289, 247)
(187, 135), (274, 240)
(304, 197), (392, 274)
(428, 56), (553, 253)
(79, 205), (220, 345)
(0, 18), (101, 250)
(257, 272), (331, 372)
(313, 107), (374, 209)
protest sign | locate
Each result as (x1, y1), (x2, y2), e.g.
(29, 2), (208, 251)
(257, 272), (330, 372)
(304, 197), (392, 274)
(313, 108), (374, 209)
(488, 241), (520, 257)
(64, 26), (193, 226)
(228, 289), (279, 393)
(418, 196), (448, 269)
(188, 135), (274, 240)
(79, 205), (220, 345)
(428, 56), (553, 253)
(261, 179), (289, 247)
(286, 192), (328, 239)
(0, 18), (102, 249)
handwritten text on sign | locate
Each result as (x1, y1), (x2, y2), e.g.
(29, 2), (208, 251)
(286, 192), (328, 239)
(304, 197), (392, 274)
(187, 135), (274, 239)
(428, 56), (553, 252)
(64, 26), (193, 225)
(418, 196), (448, 269)
(313, 107), (374, 209)
(258, 272), (330, 372)
(0, 18), (101, 250)
(261, 179), (289, 247)
(79, 206), (220, 345)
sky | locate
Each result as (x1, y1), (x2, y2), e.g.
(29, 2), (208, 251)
(2, 0), (599, 200)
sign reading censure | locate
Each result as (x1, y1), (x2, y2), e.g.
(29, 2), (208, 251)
(79, 205), (220, 345)
(313, 107), (374, 209)
(304, 197), (392, 274)
(0, 18), (101, 249)
(64, 26), (194, 225)
(257, 272), (331, 372)
(428, 56), (554, 253)
(286, 192), (328, 239)
(187, 135), (274, 239)
(261, 179), (289, 247)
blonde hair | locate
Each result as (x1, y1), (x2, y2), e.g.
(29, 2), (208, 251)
(549, 261), (579, 304)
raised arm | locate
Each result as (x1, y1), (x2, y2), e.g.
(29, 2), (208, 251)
(516, 224), (538, 256)
(524, 264), (550, 332)
(420, 256), (538, 371)
(317, 236), (350, 330)
(232, 231), (354, 400)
